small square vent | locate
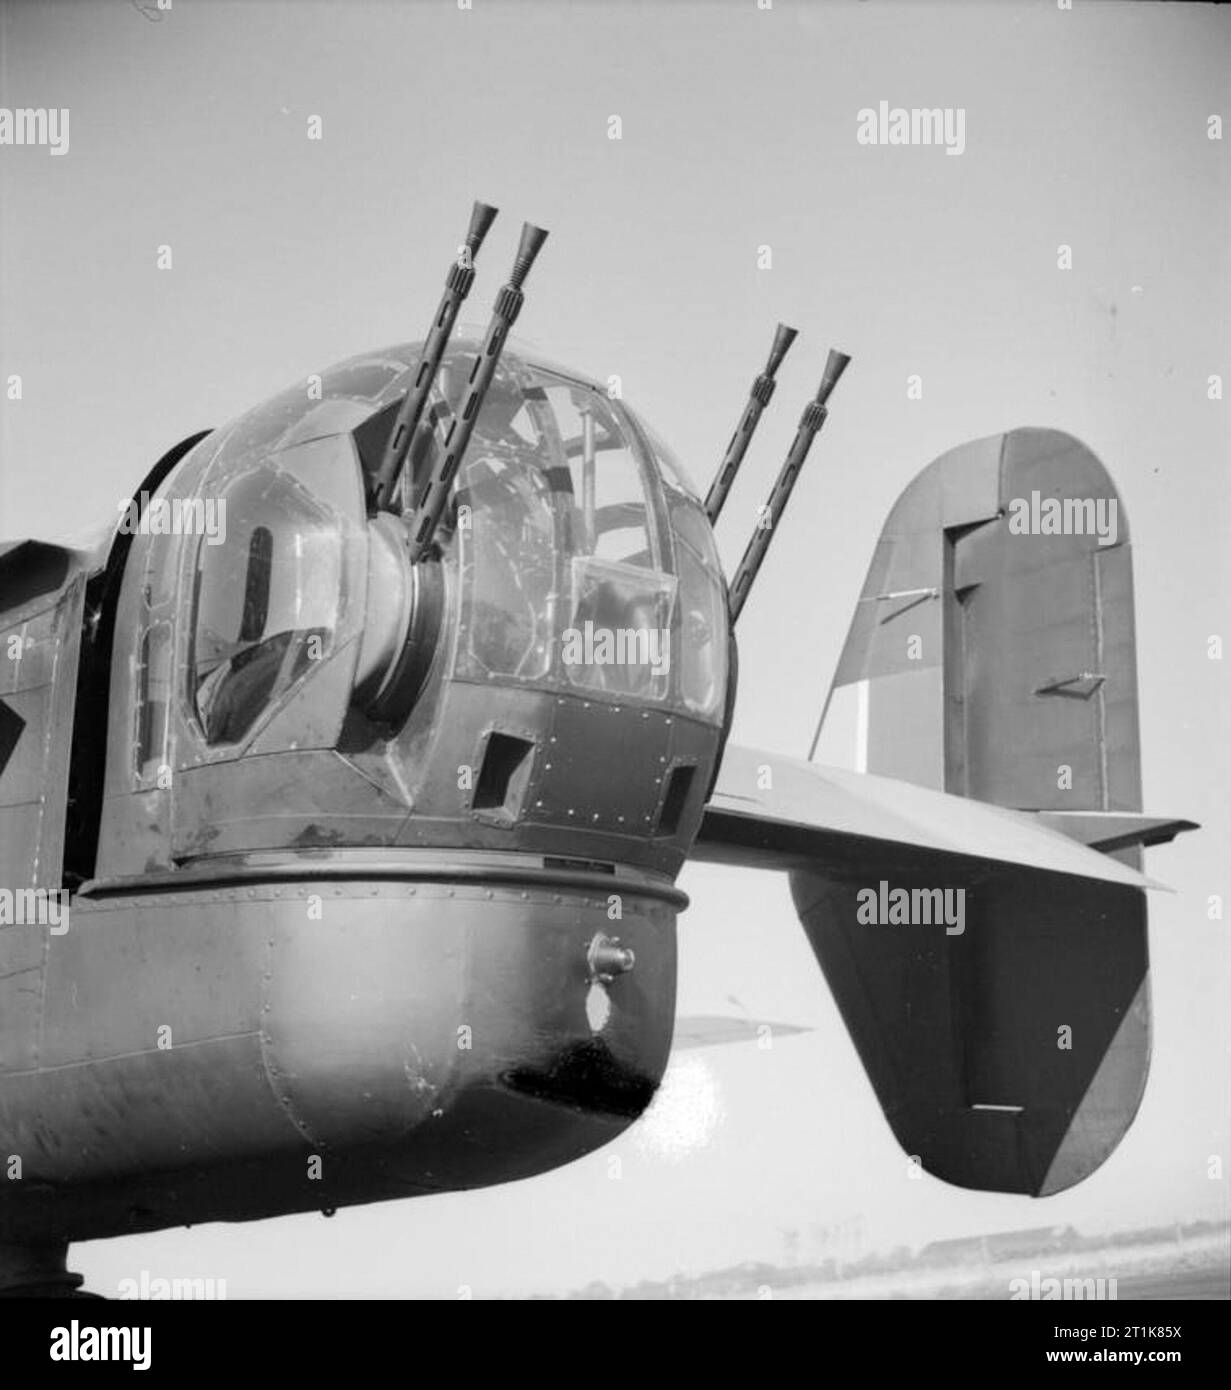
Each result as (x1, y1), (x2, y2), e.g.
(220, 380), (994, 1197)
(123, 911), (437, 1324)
(473, 733), (535, 819)
(657, 764), (696, 837)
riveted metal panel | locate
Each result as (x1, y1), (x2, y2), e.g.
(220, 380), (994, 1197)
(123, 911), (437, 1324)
(533, 696), (671, 834)
(0, 866), (677, 1241)
(0, 921), (44, 1073)
(39, 896), (263, 1066)
(0, 576), (84, 889)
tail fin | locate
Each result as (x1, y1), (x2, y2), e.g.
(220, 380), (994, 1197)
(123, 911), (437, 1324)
(812, 428), (1139, 817)
(798, 430), (1177, 1195)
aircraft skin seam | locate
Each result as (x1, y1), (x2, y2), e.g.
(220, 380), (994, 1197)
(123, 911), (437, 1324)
(2, 1028), (265, 1078)
(256, 931), (325, 1152)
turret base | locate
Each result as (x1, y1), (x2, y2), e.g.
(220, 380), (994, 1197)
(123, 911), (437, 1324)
(0, 1241), (93, 1297)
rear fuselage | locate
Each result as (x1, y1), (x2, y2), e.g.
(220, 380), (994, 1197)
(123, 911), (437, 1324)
(0, 339), (731, 1244)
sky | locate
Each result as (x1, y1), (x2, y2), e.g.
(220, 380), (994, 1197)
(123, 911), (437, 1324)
(0, 0), (1228, 1297)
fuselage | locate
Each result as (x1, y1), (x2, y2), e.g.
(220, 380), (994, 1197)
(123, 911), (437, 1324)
(0, 338), (733, 1246)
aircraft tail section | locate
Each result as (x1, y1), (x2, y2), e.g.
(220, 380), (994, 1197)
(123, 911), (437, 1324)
(812, 428), (1139, 816)
(797, 429), (1173, 1194)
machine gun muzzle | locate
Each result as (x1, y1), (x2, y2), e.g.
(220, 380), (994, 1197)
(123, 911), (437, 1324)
(367, 200), (499, 512)
(705, 322), (798, 524)
(727, 348), (851, 624)
(407, 221), (550, 563)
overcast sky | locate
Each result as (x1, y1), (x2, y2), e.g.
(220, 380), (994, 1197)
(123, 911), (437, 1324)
(1, 0), (1227, 1297)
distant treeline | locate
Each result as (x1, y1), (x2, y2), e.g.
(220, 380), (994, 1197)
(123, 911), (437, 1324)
(543, 1218), (1229, 1302)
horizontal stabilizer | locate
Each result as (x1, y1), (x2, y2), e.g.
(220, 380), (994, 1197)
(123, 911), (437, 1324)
(696, 744), (1168, 891)
(672, 1015), (812, 1050)
(698, 430), (1198, 1197)
(0, 539), (94, 616)
(1033, 811), (1198, 853)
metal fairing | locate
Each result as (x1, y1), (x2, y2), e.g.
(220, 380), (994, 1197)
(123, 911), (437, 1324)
(1, 868), (678, 1242)
(1, 334), (721, 1256)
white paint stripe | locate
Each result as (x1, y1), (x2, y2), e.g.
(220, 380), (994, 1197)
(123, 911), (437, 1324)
(855, 678), (869, 775)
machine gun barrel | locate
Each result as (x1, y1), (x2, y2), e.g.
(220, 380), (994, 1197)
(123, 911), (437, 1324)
(407, 222), (549, 562)
(705, 322), (798, 524)
(727, 348), (850, 624)
(367, 200), (499, 511)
